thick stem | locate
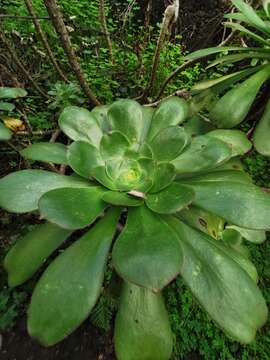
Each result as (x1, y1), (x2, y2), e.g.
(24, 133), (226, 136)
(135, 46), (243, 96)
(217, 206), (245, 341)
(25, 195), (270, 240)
(24, 0), (69, 83)
(43, 0), (100, 106)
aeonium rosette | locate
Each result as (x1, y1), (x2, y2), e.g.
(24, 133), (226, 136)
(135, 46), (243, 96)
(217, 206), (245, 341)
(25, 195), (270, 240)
(0, 97), (269, 360)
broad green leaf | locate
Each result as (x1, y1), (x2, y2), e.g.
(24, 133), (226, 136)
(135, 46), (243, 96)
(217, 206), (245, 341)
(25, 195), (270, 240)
(0, 87), (27, 99)
(4, 222), (72, 287)
(67, 141), (103, 178)
(59, 106), (103, 147)
(39, 187), (106, 230)
(100, 131), (130, 160)
(140, 106), (154, 143)
(213, 158), (246, 172)
(147, 97), (189, 140)
(167, 217), (267, 343)
(113, 206), (182, 291)
(207, 53), (270, 69)
(172, 136), (231, 176)
(21, 142), (68, 165)
(0, 122), (12, 140)
(254, 98), (270, 156)
(232, 0), (270, 35)
(90, 105), (110, 132)
(150, 163), (176, 193)
(0, 101), (15, 112)
(139, 143), (153, 159)
(207, 130), (252, 156)
(108, 99), (144, 144)
(146, 183), (195, 214)
(149, 126), (190, 161)
(28, 208), (120, 346)
(177, 205), (225, 239)
(209, 65), (270, 128)
(182, 179), (270, 230)
(91, 166), (118, 190)
(224, 22), (270, 46)
(115, 281), (173, 360)
(183, 116), (214, 137)
(102, 191), (143, 207)
(186, 169), (252, 184)
(0, 170), (90, 213)
(184, 46), (250, 61)
(226, 225), (266, 244)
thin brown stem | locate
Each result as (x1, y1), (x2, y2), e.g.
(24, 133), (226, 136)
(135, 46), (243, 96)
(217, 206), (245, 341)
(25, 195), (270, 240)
(99, 0), (115, 64)
(24, 0), (69, 83)
(43, 0), (100, 106)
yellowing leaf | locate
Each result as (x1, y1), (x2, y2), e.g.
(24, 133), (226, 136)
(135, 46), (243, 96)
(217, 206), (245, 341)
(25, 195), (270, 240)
(2, 117), (25, 132)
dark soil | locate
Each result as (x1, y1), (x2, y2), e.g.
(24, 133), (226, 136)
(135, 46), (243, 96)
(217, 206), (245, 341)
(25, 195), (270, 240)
(0, 317), (116, 360)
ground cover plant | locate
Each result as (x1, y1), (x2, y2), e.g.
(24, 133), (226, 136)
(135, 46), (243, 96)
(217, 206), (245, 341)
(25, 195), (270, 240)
(0, 97), (270, 359)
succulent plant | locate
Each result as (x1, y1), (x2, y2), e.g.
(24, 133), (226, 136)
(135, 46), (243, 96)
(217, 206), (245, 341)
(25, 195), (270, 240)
(0, 97), (269, 359)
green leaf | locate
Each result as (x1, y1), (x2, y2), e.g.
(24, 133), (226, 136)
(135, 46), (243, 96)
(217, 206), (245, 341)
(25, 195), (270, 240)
(67, 141), (103, 178)
(186, 169), (252, 184)
(254, 98), (270, 156)
(0, 122), (12, 140)
(184, 46), (249, 61)
(102, 191), (143, 207)
(147, 97), (189, 140)
(226, 225), (266, 244)
(90, 105), (110, 132)
(182, 177), (270, 230)
(28, 208), (120, 346)
(207, 53), (270, 69)
(209, 65), (270, 128)
(149, 126), (190, 161)
(100, 131), (130, 160)
(20, 142), (68, 165)
(172, 136), (231, 176)
(0, 170), (90, 213)
(183, 116), (214, 137)
(224, 22), (270, 46)
(108, 99), (144, 144)
(39, 187), (106, 230)
(207, 130), (252, 156)
(150, 163), (176, 193)
(178, 205), (225, 239)
(167, 217), (268, 343)
(112, 206), (182, 291)
(146, 183), (195, 214)
(0, 87), (27, 99)
(263, 0), (270, 17)
(91, 166), (118, 191)
(232, 0), (270, 35)
(59, 106), (103, 147)
(114, 281), (173, 360)
(0, 101), (15, 112)
(4, 222), (72, 287)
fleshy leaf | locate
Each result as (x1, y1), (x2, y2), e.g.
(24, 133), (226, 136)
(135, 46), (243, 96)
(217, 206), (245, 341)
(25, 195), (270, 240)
(39, 187), (106, 230)
(0, 101), (15, 112)
(254, 98), (270, 156)
(67, 141), (103, 178)
(149, 163), (175, 193)
(59, 106), (103, 146)
(149, 126), (190, 161)
(28, 208), (120, 346)
(183, 116), (214, 137)
(0, 87), (27, 99)
(4, 222), (72, 287)
(112, 206), (182, 291)
(90, 105), (110, 132)
(100, 131), (130, 160)
(146, 183), (195, 214)
(21, 142), (68, 165)
(102, 191), (143, 207)
(147, 97), (189, 140)
(182, 177), (270, 230)
(0, 122), (12, 140)
(226, 225), (266, 244)
(91, 166), (118, 190)
(0, 170), (90, 213)
(167, 217), (268, 344)
(114, 281), (173, 360)
(207, 130), (252, 156)
(209, 65), (270, 128)
(172, 136), (232, 176)
(107, 99), (144, 144)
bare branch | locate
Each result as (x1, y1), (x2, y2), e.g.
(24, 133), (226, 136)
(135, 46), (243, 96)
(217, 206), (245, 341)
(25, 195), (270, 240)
(24, 0), (69, 83)
(99, 0), (115, 64)
(43, 0), (100, 106)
